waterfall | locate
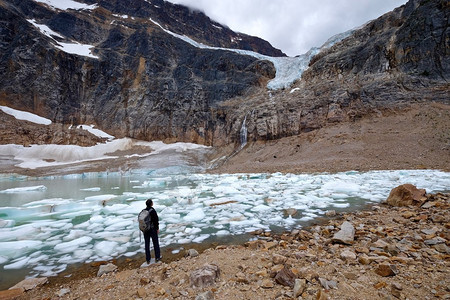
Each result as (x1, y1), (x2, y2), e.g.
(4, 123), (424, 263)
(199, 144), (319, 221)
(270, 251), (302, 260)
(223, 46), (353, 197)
(239, 115), (248, 148)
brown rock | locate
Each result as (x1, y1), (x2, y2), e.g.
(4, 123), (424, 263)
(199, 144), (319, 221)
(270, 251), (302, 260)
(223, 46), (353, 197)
(284, 208), (298, 217)
(374, 264), (397, 277)
(272, 253), (287, 265)
(261, 279), (274, 289)
(137, 287), (147, 298)
(386, 184), (427, 207)
(274, 267), (296, 287)
(317, 289), (329, 300)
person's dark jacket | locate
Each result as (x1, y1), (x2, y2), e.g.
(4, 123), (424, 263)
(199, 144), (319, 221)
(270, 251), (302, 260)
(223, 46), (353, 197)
(146, 207), (159, 231)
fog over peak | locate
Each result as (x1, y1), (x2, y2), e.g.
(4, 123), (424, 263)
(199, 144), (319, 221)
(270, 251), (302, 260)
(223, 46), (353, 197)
(167, 0), (407, 56)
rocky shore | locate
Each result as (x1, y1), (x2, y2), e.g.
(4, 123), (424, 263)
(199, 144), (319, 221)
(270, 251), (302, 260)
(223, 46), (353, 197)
(3, 186), (449, 300)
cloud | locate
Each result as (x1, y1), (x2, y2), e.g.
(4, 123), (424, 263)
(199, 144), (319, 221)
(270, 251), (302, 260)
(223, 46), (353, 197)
(166, 0), (407, 56)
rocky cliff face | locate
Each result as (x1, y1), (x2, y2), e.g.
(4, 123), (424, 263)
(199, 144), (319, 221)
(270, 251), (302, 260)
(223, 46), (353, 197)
(221, 0), (449, 143)
(0, 0), (278, 145)
(0, 0), (448, 148)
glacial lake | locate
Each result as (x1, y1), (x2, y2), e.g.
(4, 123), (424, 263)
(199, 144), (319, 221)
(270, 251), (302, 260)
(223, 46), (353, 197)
(0, 168), (449, 289)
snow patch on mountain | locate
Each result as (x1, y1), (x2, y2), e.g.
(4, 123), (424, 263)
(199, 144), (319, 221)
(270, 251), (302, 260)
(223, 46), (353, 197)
(33, 0), (98, 11)
(27, 19), (98, 59)
(0, 105), (52, 125)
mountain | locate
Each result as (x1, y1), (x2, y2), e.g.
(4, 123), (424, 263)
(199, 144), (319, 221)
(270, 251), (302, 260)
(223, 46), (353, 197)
(0, 0), (448, 153)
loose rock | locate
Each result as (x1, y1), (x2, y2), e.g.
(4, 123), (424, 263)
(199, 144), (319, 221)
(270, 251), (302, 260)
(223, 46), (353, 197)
(332, 221), (355, 245)
(386, 184), (427, 207)
(190, 264), (221, 288)
(97, 263), (117, 277)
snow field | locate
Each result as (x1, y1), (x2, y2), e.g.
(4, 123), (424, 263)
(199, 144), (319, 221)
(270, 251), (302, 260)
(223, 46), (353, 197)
(0, 169), (448, 279)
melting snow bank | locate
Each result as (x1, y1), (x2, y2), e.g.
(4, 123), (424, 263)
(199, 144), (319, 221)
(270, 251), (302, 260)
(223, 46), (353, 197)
(149, 18), (354, 90)
(27, 19), (98, 59)
(0, 106), (52, 125)
(0, 169), (448, 280)
(0, 139), (209, 170)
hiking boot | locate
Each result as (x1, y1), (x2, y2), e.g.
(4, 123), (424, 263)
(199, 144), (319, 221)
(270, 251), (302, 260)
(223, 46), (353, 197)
(156, 256), (162, 262)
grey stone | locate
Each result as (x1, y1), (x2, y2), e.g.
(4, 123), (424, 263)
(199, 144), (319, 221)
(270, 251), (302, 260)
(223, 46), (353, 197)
(56, 288), (70, 297)
(319, 278), (337, 290)
(97, 263), (117, 277)
(293, 279), (307, 297)
(424, 237), (446, 245)
(340, 249), (357, 261)
(187, 249), (200, 257)
(190, 264), (221, 288)
(332, 221), (355, 245)
(9, 277), (48, 291)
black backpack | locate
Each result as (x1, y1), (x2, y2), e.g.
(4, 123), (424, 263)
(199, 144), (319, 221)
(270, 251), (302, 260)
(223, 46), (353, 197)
(138, 208), (154, 232)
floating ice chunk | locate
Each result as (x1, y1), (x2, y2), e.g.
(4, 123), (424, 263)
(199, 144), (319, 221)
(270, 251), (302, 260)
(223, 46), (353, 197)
(212, 185), (240, 196)
(192, 234), (210, 243)
(85, 194), (116, 201)
(0, 219), (15, 228)
(54, 236), (92, 253)
(28, 253), (50, 264)
(185, 227), (201, 235)
(322, 181), (360, 193)
(81, 187), (101, 192)
(0, 185), (47, 193)
(94, 241), (118, 257)
(63, 230), (87, 241)
(0, 225), (40, 242)
(0, 240), (43, 259)
(4, 257), (30, 270)
(184, 208), (205, 222)
(215, 230), (228, 236)
(177, 238), (192, 244)
(332, 203), (350, 208)
(0, 256), (8, 264)
(251, 204), (271, 212)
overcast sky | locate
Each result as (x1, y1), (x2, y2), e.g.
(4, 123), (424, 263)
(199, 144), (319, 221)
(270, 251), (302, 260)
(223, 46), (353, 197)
(166, 0), (408, 56)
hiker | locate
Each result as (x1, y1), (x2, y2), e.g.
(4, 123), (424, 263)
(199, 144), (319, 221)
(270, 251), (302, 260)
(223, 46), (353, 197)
(140, 199), (161, 264)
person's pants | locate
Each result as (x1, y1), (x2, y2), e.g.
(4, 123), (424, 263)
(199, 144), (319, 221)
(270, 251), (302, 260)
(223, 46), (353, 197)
(144, 229), (160, 262)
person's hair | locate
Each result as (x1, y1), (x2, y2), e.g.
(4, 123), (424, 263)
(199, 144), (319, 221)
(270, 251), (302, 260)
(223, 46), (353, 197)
(146, 199), (153, 208)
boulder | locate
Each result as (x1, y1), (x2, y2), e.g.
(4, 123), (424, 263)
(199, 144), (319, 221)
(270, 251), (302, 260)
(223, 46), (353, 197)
(190, 264), (221, 288)
(9, 277), (48, 291)
(386, 184), (427, 207)
(97, 263), (118, 277)
(332, 221), (355, 245)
